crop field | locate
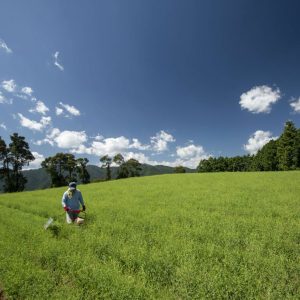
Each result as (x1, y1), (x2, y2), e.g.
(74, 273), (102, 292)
(0, 172), (299, 299)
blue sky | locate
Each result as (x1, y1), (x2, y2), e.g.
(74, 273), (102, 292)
(1, 0), (300, 169)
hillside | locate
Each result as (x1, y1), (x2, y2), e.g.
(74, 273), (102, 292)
(0, 164), (195, 192)
(0, 172), (299, 299)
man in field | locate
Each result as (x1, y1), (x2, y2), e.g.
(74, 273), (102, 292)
(62, 182), (86, 224)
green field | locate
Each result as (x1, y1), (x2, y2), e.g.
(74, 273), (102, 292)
(0, 172), (299, 299)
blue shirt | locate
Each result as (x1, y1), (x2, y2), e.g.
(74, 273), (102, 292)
(62, 189), (85, 210)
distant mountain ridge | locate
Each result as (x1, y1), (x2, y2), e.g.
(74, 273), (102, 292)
(0, 164), (195, 192)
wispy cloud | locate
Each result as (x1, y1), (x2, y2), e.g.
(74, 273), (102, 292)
(0, 123), (7, 130)
(53, 51), (64, 71)
(0, 38), (12, 54)
(239, 85), (281, 114)
(58, 102), (81, 117)
(18, 113), (51, 132)
(0, 91), (7, 104)
(290, 98), (300, 113)
(55, 107), (63, 116)
(244, 130), (277, 155)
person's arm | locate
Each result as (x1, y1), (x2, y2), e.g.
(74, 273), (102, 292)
(62, 192), (69, 211)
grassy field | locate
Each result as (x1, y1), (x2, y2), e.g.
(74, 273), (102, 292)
(0, 172), (299, 299)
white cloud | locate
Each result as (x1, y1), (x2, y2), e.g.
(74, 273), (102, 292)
(151, 130), (175, 152)
(18, 113), (51, 131)
(53, 51), (64, 71)
(55, 107), (63, 116)
(244, 130), (277, 155)
(0, 123), (7, 130)
(29, 100), (49, 115)
(1, 79), (16, 93)
(21, 86), (34, 96)
(129, 138), (150, 150)
(0, 39), (12, 54)
(59, 102), (81, 116)
(176, 144), (206, 159)
(290, 98), (300, 113)
(44, 128), (87, 149)
(94, 134), (104, 141)
(24, 152), (45, 170)
(239, 85), (281, 113)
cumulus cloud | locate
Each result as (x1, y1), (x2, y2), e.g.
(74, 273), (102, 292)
(18, 113), (51, 131)
(24, 152), (45, 170)
(58, 102), (81, 117)
(21, 86), (34, 96)
(1, 79), (16, 93)
(239, 85), (281, 113)
(0, 39), (12, 53)
(29, 100), (49, 115)
(0, 123), (7, 130)
(244, 130), (277, 155)
(54, 130), (87, 148)
(36, 128), (88, 149)
(151, 130), (175, 152)
(53, 51), (64, 71)
(290, 98), (300, 113)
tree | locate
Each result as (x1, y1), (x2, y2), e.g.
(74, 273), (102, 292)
(0, 137), (10, 190)
(113, 154), (142, 179)
(4, 133), (35, 192)
(126, 159), (142, 177)
(100, 155), (112, 180)
(174, 166), (186, 173)
(253, 140), (278, 171)
(76, 158), (90, 184)
(64, 153), (77, 182)
(42, 153), (91, 187)
(277, 121), (298, 170)
(42, 153), (68, 187)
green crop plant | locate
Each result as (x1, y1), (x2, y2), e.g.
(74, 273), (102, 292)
(0, 172), (299, 299)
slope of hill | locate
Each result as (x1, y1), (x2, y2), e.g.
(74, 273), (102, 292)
(0, 164), (195, 192)
(0, 172), (299, 299)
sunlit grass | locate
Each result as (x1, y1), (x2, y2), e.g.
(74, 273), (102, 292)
(0, 172), (299, 299)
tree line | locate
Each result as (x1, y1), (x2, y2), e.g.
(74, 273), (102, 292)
(197, 121), (300, 172)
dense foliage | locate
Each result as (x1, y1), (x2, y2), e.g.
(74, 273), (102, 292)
(41, 153), (90, 187)
(198, 121), (300, 172)
(0, 133), (35, 192)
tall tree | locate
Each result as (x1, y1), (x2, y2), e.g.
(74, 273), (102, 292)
(0, 137), (9, 183)
(100, 155), (112, 180)
(76, 158), (90, 184)
(6, 133), (35, 192)
(42, 153), (67, 187)
(64, 153), (77, 182)
(277, 121), (297, 170)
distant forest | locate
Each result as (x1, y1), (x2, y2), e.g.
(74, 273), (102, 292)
(197, 121), (300, 172)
